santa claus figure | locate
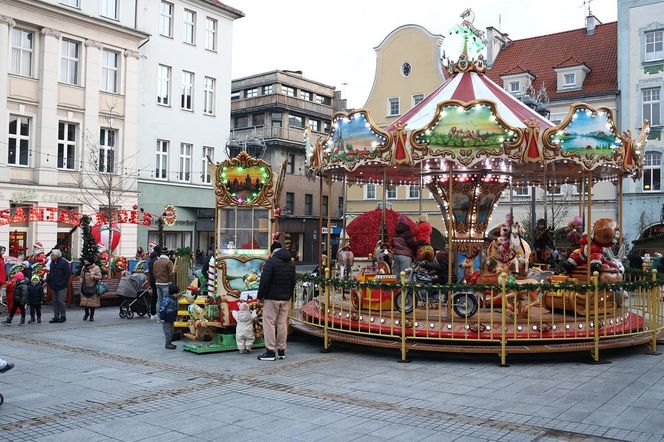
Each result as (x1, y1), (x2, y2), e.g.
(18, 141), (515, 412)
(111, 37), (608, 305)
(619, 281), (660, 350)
(566, 218), (620, 274)
(30, 242), (48, 265)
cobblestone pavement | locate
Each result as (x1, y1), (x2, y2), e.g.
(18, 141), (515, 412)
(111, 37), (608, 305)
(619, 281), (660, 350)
(0, 306), (663, 441)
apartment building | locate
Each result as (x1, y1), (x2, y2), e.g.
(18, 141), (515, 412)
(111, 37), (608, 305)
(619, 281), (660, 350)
(230, 70), (343, 262)
(135, 0), (243, 252)
(0, 0), (147, 258)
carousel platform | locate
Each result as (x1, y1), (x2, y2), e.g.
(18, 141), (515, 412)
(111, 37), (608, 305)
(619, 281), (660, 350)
(294, 294), (652, 351)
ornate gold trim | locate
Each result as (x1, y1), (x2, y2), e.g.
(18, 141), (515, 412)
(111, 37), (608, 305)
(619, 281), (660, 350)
(216, 255), (266, 298)
(214, 151), (274, 208)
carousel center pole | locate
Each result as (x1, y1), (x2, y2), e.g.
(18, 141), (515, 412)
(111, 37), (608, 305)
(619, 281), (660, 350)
(380, 168), (388, 244)
(447, 161), (455, 287)
(579, 179), (584, 231)
(318, 175), (323, 270)
(586, 172), (592, 282)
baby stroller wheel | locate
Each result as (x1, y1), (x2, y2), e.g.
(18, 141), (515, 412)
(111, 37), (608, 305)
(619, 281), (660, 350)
(119, 310), (127, 318)
(126, 310), (134, 319)
(0, 393), (4, 406)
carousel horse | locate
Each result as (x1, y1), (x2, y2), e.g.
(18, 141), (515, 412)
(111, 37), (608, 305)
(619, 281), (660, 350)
(336, 245), (354, 300)
(509, 221), (531, 275)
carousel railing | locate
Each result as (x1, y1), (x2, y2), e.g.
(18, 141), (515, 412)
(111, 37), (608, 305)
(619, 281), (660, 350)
(289, 268), (664, 365)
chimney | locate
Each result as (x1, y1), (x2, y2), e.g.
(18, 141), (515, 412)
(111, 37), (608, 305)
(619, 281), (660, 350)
(586, 14), (601, 36)
(485, 26), (511, 67)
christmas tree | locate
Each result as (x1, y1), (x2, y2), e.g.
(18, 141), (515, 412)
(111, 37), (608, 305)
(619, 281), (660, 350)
(80, 215), (98, 263)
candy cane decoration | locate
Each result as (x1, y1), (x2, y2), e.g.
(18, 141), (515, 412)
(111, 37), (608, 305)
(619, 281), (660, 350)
(207, 255), (217, 298)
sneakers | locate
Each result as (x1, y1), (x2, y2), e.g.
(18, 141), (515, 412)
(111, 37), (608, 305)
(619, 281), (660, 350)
(278, 349), (286, 360)
(165, 343), (176, 350)
(257, 350), (276, 361)
(2, 319), (11, 326)
(0, 363), (14, 373)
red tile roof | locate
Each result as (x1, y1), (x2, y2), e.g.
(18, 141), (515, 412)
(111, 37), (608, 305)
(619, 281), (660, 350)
(487, 22), (617, 101)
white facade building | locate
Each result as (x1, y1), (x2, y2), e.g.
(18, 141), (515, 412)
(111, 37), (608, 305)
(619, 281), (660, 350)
(135, 0), (243, 252)
(0, 0), (147, 259)
(618, 0), (664, 249)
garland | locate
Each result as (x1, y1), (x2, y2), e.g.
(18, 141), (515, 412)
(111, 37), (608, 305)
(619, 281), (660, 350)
(296, 273), (664, 293)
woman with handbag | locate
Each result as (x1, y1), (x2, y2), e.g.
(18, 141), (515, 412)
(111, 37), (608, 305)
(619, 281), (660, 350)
(79, 256), (102, 321)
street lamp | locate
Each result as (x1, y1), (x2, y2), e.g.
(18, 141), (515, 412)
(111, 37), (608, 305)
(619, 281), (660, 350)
(225, 130), (267, 158)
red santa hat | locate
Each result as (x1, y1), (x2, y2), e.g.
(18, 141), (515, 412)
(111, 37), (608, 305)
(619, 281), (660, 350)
(33, 241), (44, 250)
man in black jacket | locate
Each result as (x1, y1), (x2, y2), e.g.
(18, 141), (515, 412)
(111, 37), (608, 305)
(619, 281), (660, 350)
(47, 249), (71, 323)
(256, 242), (296, 361)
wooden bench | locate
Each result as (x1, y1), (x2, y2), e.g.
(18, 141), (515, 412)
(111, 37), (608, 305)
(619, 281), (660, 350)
(61, 277), (123, 307)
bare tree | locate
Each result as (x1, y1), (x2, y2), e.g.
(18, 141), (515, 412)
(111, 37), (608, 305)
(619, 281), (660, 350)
(74, 129), (139, 256)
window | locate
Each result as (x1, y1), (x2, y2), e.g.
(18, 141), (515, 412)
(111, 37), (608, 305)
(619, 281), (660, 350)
(57, 122), (76, 170)
(101, 49), (119, 93)
(304, 194), (313, 216)
(271, 112), (282, 127)
(386, 185), (397, 199)
(99, 128), (115, 173)
(8, 115), (30, 166)
(60, 39), (80, 85)
(281, 85), (295, 97)
(285, 192), (294, 214)
(287, 153), (295, 174)
(509, 81), (520, 92)
(155, 140), (168, 180)
(643, 152), (661, 191)
(179, 143), (192, 182)
(643, 88), (661, 126)
(205, 17), (217, 51)
(563, 73), (576, 86)
(316, 95), (331, 105)
(245, 88), (258, 98)
(308, 119), (320, 132)
(322, 195), (328, 218)
(408, 185), (420, 199)
(181, 71), (194, 110)
(203, 77), (215, 115)
(160, 1), (173, 37)
(157, 65), (171, 105)
(323, 122), (330, 133)
(183, 9), (196, 44)
(100, 0), (118, 19)
(234, 115), (249, 128)
(514, 186), (530, 197)
(388, 97), (400, 116)
(231, 91), (240, 101)
(549, 185), (562, 195)
(300, 90), (311, 101)
(59, 0), (79, 7)
(645, 30), (664, 62)
(365, 184), (376, 199)
(401, 62), (412, 77)
(412, 94), (424, 106)
(252, 113), (264, 126)
(262, 84), (273, 95)
(289, 115), (304, 128)
(11, 29), (33, 77)
(202, 146), (214, 184)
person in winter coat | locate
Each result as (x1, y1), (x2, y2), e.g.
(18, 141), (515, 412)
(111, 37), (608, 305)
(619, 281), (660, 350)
(79, 256), (102, 322)
(47, 249), (71, 323)
(27, 275), (44, 324)
(148, 245), (161, 318)
(0, 245), (6, 299)
(256, 242), (296, 361)
(153, 249), (174, 316)
(158, 283), (180, 349)
(420, 251), (449, 284)
(414, 213), (432, 244)
(391, 220), (422, 278)
(21, 261), (32, 282)
(3, 272), (28, 326)
(232, 302), (257, 353)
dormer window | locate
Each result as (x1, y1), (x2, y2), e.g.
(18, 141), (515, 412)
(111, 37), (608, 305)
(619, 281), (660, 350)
(554, 59), (590, 92)
(563, 73), (576, 87)
(500, 68), (534, 97)
(509, 80), (520, 93)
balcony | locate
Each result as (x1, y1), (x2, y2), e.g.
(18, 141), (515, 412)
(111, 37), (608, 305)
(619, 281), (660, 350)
(231, 93), (334, 118)
(232, 125), (311, 146)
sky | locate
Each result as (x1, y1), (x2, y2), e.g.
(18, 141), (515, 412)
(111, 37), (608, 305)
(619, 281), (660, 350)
(231, 0), (617, 109)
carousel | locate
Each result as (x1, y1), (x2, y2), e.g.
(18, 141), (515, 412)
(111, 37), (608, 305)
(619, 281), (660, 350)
(290, 19), (662, 364)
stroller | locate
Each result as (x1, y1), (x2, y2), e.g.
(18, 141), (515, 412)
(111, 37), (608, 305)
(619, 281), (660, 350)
(116, 273), (150, 319)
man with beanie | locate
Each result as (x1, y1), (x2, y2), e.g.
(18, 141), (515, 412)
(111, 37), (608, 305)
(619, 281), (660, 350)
(47, 249), (71, 323)
(2, 272), (29, 326)
(256, 242), (296, 361)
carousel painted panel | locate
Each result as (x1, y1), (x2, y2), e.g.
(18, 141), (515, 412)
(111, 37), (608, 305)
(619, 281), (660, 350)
(322, 110), (391, 171)
(214, 151), (274, 208)
(410, 101), (521, 167)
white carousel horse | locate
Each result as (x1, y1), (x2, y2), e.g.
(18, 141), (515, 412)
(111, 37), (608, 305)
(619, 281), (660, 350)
(510, 222), (531, 275)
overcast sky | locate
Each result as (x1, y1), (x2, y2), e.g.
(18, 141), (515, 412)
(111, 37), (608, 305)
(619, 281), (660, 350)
(231, 0), (617, 108)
